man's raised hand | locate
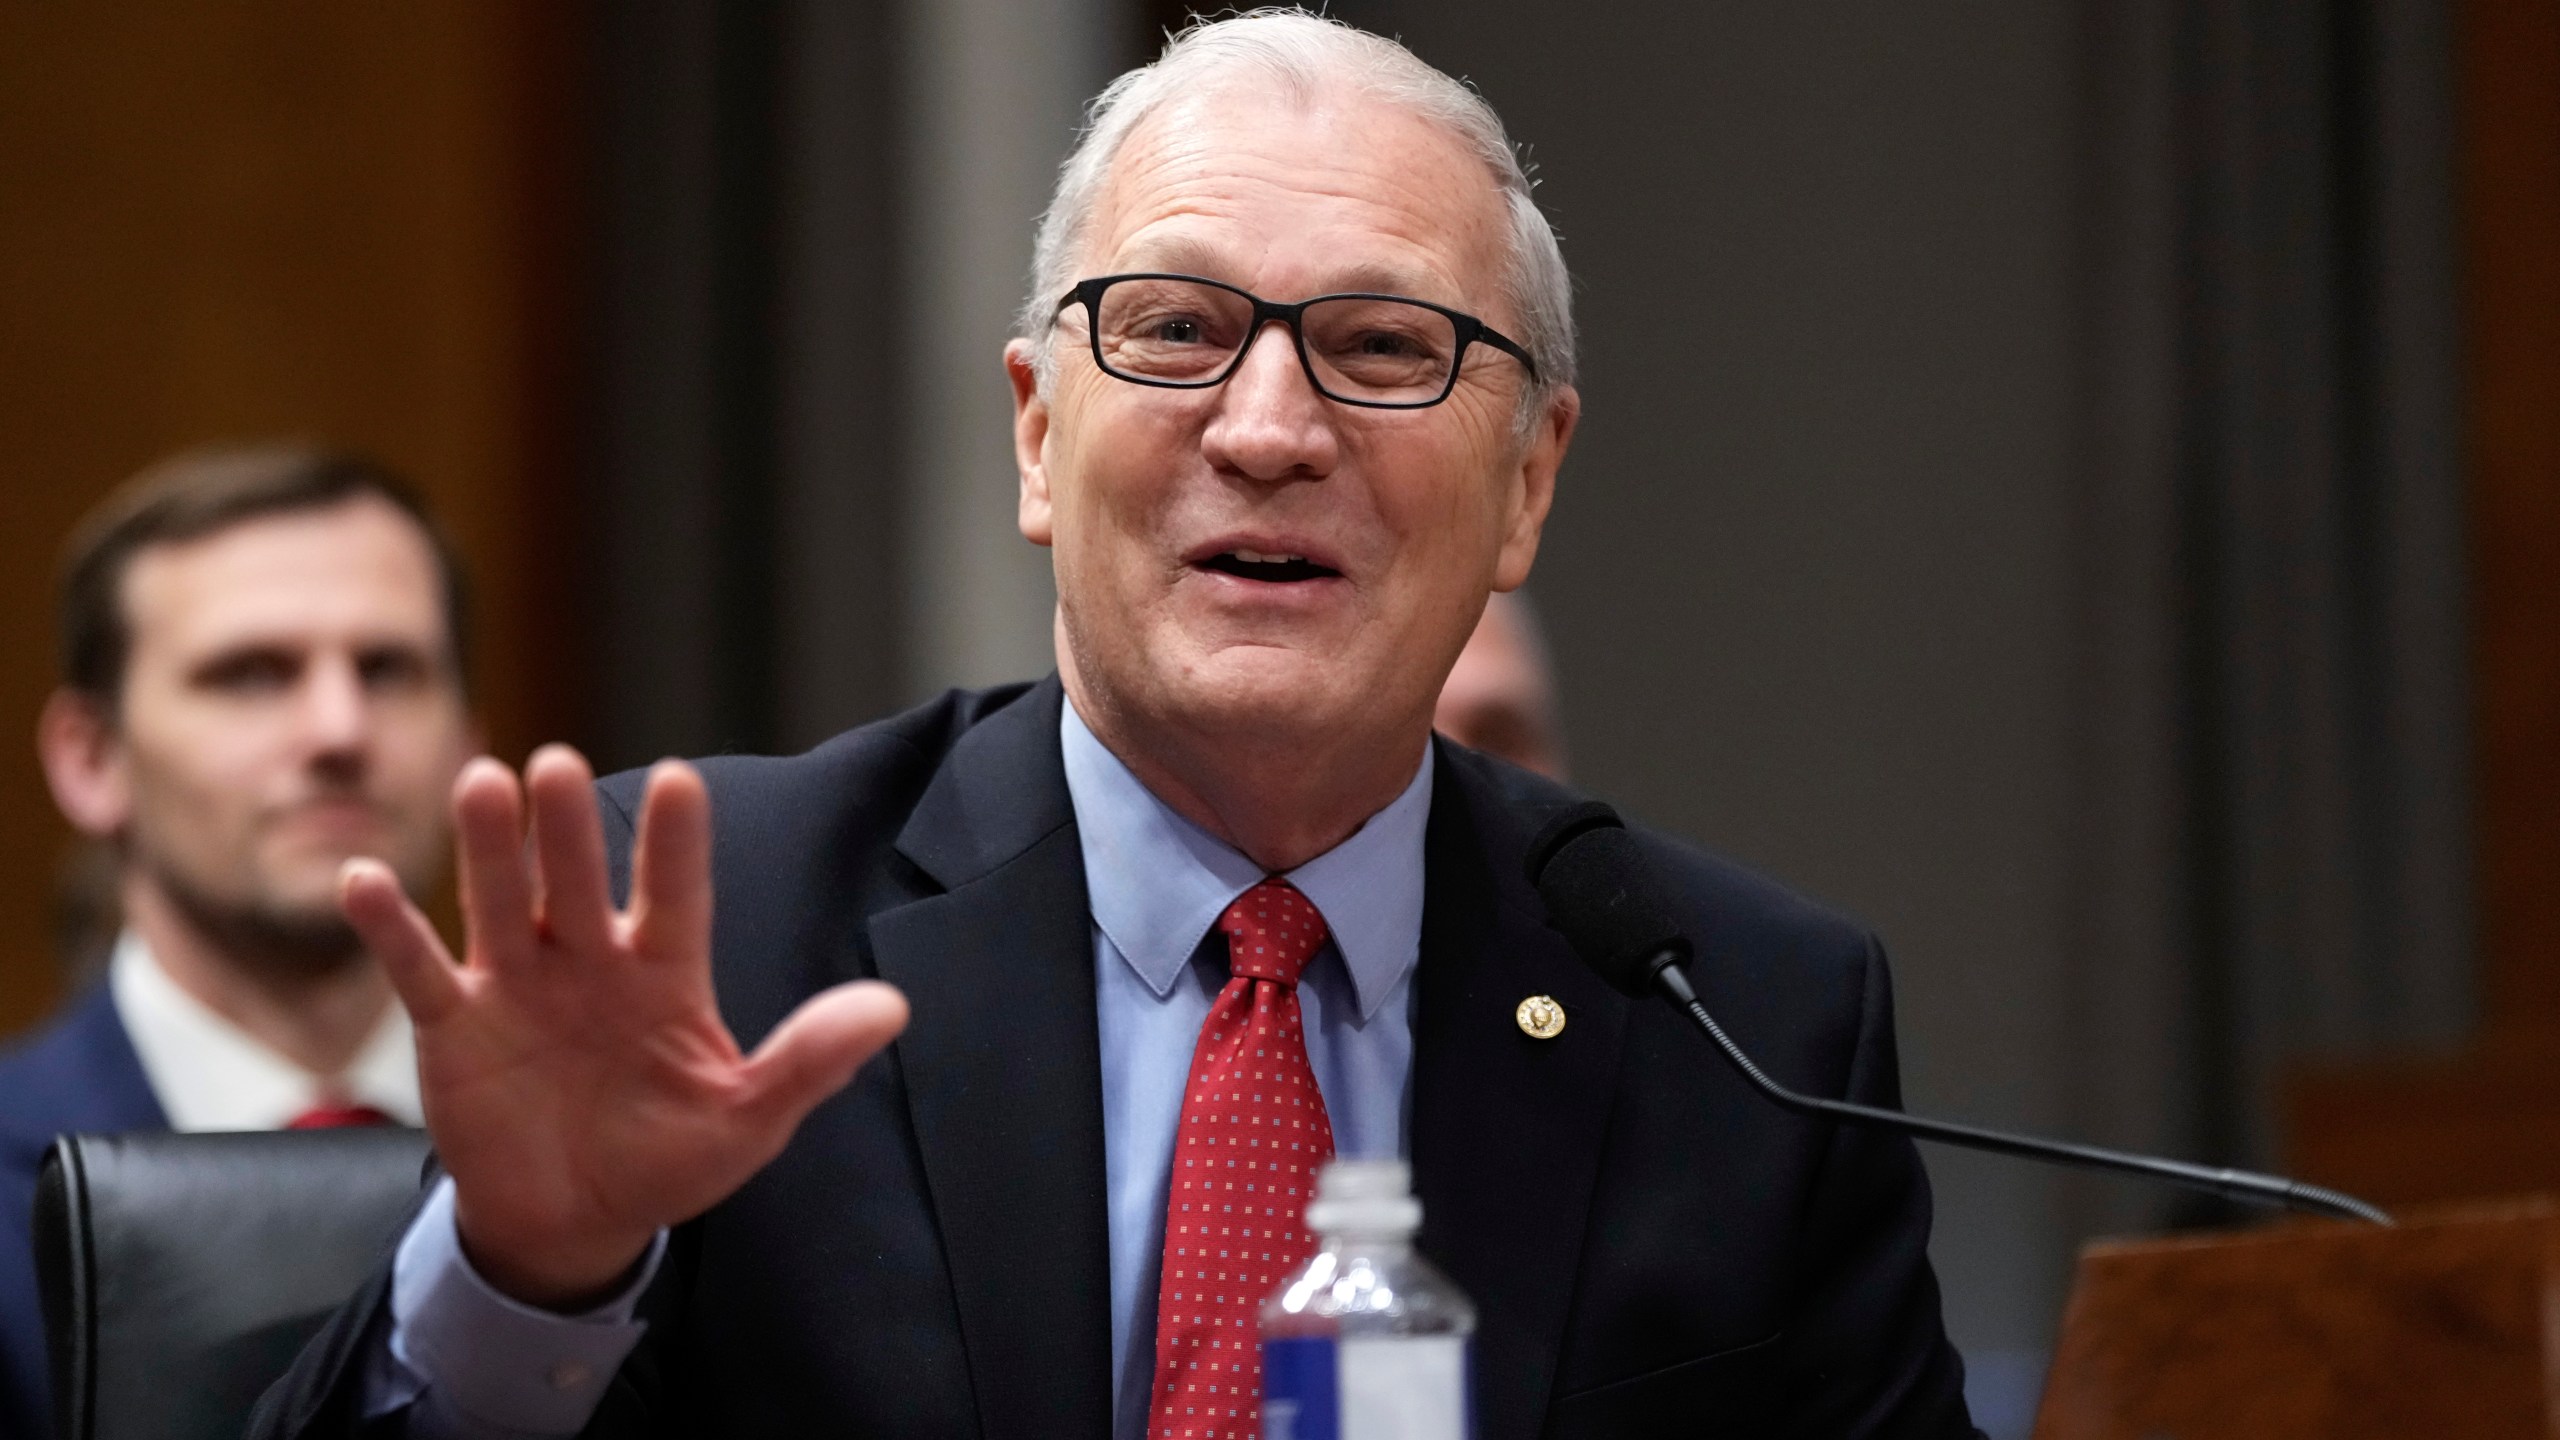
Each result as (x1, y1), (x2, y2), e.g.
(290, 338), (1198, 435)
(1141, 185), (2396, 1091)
(338, 746), (910, 1308)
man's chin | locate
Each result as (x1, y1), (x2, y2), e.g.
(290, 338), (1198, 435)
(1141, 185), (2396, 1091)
(1164, 649), (1373, 735)
(251, 908), (367, 973)
(203, 904), (364, 978)
(152, 863), (369, 978)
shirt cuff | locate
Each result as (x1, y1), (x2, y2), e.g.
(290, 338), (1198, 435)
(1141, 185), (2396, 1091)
(387, 1175), (666, 1435)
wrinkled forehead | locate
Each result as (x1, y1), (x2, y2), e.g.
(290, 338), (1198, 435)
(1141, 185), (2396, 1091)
(1086, 82), (1515, 312)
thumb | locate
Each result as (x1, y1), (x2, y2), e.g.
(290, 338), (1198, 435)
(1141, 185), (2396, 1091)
(739, 980), (911, 1129)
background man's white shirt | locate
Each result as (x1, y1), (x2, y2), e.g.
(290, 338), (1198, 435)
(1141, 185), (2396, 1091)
(108, 931), (422, 1131)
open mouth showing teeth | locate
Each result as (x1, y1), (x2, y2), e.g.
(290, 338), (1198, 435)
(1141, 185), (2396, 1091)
(1199, 549), (1340, 583)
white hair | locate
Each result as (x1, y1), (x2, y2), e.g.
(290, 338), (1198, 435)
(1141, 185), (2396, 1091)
(1017, 9), (1577, 405)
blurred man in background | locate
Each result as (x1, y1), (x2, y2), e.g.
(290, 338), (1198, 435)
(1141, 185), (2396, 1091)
(0, 445), (478, 1438)
(1433, 589), (1567, 779)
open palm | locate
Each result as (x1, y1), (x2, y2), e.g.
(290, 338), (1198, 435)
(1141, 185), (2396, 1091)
(339, 746), (909, 1306)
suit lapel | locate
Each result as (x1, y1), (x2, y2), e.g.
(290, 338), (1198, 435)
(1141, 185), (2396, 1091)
(869, 679), (1115, 1440)
(1411, 749), (1630, 1440)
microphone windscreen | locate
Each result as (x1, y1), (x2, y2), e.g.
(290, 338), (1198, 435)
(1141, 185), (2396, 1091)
(1527, 807), (1692, 997)
(1524, 801), (1627, 885)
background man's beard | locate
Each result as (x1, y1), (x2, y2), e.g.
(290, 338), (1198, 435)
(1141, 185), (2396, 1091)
(150, 857), (366, 979)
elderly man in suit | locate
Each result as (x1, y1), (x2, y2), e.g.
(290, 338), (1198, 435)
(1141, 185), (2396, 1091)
(0, 446), (475, 1438)
(255, 13), (1976, 1439)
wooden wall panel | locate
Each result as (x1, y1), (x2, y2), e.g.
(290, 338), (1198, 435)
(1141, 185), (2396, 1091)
(2287, 0), (2560, 1204)
(2465, 0), (2560, 1028)
(0, 5), (586, 1037)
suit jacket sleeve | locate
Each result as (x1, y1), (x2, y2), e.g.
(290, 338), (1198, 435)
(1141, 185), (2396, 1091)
(241, 1245), (690, 1440)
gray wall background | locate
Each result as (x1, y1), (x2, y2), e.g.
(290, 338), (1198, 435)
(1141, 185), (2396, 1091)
(580, 2), (2475, 1426)
(1328, 0), (2088, 1380)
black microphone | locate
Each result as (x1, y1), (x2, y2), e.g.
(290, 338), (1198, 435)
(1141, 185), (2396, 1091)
(1526, 802), (2391, 1227)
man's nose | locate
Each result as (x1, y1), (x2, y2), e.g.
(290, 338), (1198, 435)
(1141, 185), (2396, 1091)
(299, 657), (372, 760)
(1199, 321), (1341, 482)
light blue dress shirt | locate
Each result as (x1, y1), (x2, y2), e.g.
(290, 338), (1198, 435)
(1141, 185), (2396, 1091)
(367, 699), (1432, 1439)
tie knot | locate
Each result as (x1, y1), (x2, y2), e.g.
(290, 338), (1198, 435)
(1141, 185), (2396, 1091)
(1217, 878), (1328, 986)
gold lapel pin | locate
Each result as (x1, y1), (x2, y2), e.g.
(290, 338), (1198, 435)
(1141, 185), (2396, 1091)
(1515, 994), (1566, 1040)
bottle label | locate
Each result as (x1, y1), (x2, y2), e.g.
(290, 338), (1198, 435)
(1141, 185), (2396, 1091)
(1262, 1335), (1469, 1440)
(1263, 1337), (1339, 1440)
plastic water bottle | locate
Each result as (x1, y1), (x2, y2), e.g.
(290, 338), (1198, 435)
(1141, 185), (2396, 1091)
(1260, 1160), (1475, 1440)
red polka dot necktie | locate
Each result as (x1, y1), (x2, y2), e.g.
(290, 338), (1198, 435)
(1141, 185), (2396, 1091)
(1148, 878), (1336, 1440)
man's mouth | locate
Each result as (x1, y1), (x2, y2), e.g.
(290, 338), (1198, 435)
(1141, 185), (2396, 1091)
(1196, 548), (1342, 583)
(276, 796), (387, 836)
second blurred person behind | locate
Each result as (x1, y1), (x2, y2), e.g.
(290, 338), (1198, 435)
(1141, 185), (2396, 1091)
(1433, 589), (1566, 780)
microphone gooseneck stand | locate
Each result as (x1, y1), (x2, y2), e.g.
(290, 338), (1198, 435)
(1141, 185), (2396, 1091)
(1526, 800), (2393, 1228)
(1645, 955), (2391, 1226)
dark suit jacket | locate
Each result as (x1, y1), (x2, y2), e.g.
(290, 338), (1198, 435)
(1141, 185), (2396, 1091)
(0, 982), (169, 1439)
(252, 678), (1974, 1438)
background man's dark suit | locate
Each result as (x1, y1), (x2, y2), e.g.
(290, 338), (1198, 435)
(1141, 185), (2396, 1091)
(0, 984), (168, 1438)
(253, 677), (1973, 1438)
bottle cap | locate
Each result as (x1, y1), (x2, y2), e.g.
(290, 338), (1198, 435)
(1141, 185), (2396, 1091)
(1305, 1158), (1423, 1237)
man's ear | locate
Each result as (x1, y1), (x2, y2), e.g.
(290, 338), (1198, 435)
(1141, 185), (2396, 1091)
(1008, 338), (1057, 547)
(39, 688), (131, 839)
(1492, 384), (1580, 592)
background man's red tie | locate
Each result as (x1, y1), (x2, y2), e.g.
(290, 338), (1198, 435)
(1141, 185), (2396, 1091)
(286, 1103), (395, 1129)
(1148, 878), (1336, 1440)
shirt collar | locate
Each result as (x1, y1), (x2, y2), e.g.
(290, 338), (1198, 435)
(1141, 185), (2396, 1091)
(109, 930), (424, 1131)
(1060, 698), (1431, 1022)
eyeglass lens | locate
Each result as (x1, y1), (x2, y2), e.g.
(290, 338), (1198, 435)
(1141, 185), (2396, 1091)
(1091, 277), (1462, 404)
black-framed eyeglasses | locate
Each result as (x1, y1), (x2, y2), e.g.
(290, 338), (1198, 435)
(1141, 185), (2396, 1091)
(1052, 273), (1540, 409)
